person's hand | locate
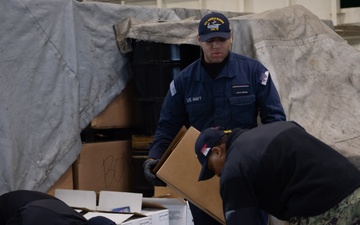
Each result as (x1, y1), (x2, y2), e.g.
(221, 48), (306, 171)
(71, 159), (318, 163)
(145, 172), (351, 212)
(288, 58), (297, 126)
(143, 158), (167, 187)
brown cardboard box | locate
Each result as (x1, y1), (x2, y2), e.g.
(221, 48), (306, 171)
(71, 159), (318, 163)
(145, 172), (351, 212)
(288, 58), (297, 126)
(156, 127), (225, 224)
(90, 82), (135, 129)
(74, 140), (132, 192)
(153, 126), (187, 173)
(154, 186), (181, 199)
(47, 165), (74, 196)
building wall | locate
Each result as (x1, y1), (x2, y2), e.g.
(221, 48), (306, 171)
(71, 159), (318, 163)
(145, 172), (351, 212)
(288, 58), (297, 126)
(84, 0), (360, 50)
(347, 38), (360, 50)
(106, 0), (358, 23)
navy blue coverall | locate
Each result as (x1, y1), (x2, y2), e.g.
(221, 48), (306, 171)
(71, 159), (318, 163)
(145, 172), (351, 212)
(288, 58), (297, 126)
(149, 52), (286, 159)
(148, 51), (286, 224)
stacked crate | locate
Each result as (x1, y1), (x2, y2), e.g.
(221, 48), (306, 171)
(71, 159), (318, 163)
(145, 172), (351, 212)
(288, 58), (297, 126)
(130, 41), (183, 196)
(130, 41), (201, 197)
(47, 82), (136, 195)
(131, 41), (201, 136)
(131, 134), (155, 197)
(75, 81), (136, 193)
(49, 41), (201, 197)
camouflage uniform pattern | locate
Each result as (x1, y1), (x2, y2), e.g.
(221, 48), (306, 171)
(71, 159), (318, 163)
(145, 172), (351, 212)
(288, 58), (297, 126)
(288, 187), (360, 225)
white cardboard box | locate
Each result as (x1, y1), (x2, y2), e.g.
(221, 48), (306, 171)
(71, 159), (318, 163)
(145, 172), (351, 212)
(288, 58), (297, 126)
(121, 216), (152, 225)
(55, 189), (169, 225)
(83, 212), (133, 224)
(142, 208), (169, 225)
(143, 197), (193, 225)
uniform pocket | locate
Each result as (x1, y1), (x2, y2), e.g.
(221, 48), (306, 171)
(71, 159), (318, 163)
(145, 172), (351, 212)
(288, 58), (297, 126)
(229, 95), (255, 105)
(186, 102), (212, 126)
(229, 95), (257, 127)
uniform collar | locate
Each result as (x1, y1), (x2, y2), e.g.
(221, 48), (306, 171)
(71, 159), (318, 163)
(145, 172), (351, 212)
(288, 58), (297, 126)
(201, 54), (229, 79)
(195, 52), (236, 81)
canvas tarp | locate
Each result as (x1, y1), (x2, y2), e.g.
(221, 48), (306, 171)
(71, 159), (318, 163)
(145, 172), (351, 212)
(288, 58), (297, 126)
(0, 0), (359, 195)
(116, 4), (360, 165)
(0, 0), (181, 194)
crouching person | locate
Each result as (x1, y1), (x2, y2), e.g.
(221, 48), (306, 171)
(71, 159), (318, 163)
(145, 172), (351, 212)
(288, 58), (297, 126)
(194, 121), (360, 225)
(0, 190), (115, 225)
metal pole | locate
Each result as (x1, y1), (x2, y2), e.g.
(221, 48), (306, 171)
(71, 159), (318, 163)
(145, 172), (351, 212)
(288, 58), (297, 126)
(331, 0), (340, 26)
(157, 0), (162, 8)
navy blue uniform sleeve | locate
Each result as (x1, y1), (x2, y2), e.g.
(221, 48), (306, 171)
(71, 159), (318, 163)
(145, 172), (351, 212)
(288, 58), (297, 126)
(148, 79), (188, 159)
(226, 207), (261, 225)
(254, 64), (286, 124)
(221, 168), (264, 225)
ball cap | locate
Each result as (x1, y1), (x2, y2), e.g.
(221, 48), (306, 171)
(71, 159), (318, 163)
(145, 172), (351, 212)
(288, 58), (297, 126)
(198, 12), (231, 42)
(195, 127), (231, 181)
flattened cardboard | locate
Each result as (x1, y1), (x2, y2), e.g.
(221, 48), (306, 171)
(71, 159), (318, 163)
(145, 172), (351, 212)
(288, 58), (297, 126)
(156, 127), (225, 224)
(153, 126), (187, 173)
(154, 186), (180, 199)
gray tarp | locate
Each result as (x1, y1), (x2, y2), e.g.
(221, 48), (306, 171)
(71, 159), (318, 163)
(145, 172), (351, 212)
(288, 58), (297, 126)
(118, 5), (360, 166)
(0, 0), (359, 195)
(0, 0), (178, 194)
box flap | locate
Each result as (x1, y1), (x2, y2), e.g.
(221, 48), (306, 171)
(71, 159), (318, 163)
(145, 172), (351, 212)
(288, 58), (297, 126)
(142, 201), (166, 209)
(143, 197), (185, 206)
(143, 197), (189, 225)
(154, 186), (181, 199)
(153, 126), (187, 173)
(83, 212), (133, 224)
(141, 208), (169, 225)
(97, 191), (143, 213)
(122, 215), (152, 225)
(156, 127), (225, 224)
(55, 189), (97, 211)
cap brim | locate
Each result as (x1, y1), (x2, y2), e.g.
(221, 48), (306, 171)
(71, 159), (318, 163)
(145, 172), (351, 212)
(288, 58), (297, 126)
(199, 32), (231, 42)
(198, 157), (215, 181)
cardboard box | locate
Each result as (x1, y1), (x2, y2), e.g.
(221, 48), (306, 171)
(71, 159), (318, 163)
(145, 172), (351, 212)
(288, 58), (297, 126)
(143, 197), (193, 225)
(121, 216), (151, 225)
(55, 189), (143, 224)
(85, 212), (135, 224)
(47, 165), (74, 196)
(156, 127), (225, 224)
(153, 126), (187, 173)
(154, 186), (181, 199)
(91, 82), (135, 129)
(55, 189), (169, 225)
(74, 141), (132, 192)
(141, 208), (169, 225)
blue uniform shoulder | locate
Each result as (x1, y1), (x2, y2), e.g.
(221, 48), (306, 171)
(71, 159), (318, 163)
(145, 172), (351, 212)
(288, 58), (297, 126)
(178, 58), (201, 77)
(172, 58), (201, 86)
(230, 52), (263, 66)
